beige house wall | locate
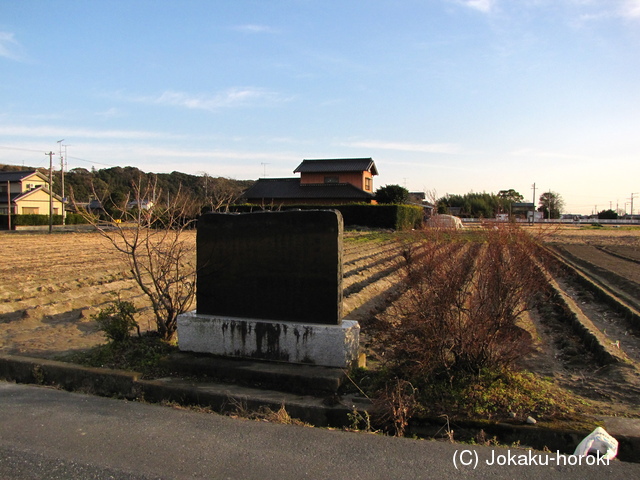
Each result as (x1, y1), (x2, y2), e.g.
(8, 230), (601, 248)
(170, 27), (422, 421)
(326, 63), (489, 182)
(17, 189), (63, 215)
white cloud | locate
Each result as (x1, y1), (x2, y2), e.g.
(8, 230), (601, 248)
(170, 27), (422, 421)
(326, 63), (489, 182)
(509, 147), (588, 161)
(95, 107), (122, 119)
(132, 87), (291, 111)
(233, 24), (279, 34)
(573, 0), (640, 22)
(620, 0), (640, 18)
(455, 0), (496, 13)
(0, 124), (183, 141)
(341, 140), (461, 154)
(0, 32), (24, 61)
(136, 147), (299, 163)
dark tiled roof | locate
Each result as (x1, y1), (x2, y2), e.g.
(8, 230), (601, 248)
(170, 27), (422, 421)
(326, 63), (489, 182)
(0, 170), (46, 183)
(293, 158), (378, 176)
(244, 178), (375, 200)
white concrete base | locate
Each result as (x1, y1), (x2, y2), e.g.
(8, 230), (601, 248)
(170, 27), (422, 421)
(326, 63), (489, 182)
(177, 312), (360, 368)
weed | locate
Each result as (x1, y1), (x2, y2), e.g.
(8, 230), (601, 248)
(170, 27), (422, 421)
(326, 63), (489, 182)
(62, 333), (177, 377)
(92, 298), (140, 343)
(346, 408), (376, 433)
(31, 365), (44, 384)
(372, 378), (417, 437)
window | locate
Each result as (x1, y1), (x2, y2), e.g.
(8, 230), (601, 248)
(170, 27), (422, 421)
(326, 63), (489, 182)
(365, 178), (372, 191)
(22, 207), (39, 214)
(324, 176), (339, 184)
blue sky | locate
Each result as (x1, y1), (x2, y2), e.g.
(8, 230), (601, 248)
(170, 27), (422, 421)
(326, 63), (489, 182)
(1, 0), (639, 214)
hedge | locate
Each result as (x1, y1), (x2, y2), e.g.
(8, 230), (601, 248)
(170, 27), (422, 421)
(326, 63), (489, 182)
(228, 203), (424, 230)
(0, 213), (90, 228)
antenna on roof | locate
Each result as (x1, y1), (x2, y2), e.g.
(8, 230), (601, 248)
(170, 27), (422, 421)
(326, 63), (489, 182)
(261, 163), (270, 178)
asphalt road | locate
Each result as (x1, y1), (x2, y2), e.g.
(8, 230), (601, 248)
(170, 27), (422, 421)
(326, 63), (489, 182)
(1, 382), (638, 479)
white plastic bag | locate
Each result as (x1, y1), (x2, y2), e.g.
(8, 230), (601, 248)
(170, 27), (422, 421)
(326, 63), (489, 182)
(573, 427), (618, 460)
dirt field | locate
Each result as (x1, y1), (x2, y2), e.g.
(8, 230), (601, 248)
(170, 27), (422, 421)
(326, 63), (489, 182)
(1, 226), (639, 418)
(533, 226), (640, 417)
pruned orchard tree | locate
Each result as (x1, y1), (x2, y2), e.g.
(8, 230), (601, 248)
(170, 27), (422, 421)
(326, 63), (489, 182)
(72, 176), (199, 341)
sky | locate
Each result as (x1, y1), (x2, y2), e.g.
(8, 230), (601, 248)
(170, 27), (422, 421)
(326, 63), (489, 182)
(1, 0), (639, 215)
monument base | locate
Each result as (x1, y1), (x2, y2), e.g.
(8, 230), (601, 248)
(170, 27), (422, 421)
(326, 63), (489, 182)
(177, 312), (360, 368)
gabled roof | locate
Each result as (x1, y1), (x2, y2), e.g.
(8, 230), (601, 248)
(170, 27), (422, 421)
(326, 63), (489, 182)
(244, 178), (375, 200)
(293, 158), (378, 176)
(12, 185), (63, 203)
(0, 170), (48, 183)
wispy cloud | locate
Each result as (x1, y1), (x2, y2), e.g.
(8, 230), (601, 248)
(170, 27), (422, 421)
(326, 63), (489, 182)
(0, 124), (183, 141)
(454, 0), (496, 13)
(0, 32), (25, 61)
(509, 147), (588, 161)
(341, 140), (461, 154)
(136, 147), (298, 162)
(233, 24), (279, 34)
(130, 87), (291, 111)
(574, 0), (640, 22)
(619, 0), (640, 18)
(95, 107), (122, 119)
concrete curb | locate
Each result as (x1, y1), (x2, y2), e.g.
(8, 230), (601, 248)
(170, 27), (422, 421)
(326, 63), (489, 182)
(1, 353), (638, 462)
(0, 354), (366, 428)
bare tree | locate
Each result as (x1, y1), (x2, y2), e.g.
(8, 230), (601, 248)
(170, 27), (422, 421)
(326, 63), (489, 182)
(201, 176), (245, 213)
(73, 176), (198, 341)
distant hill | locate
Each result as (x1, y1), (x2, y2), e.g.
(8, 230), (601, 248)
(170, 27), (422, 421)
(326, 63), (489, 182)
(0, 164), (255, 207)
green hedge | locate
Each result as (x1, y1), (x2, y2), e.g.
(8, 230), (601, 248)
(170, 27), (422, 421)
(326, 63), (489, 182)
(0, 213), (90, 228)
(228, 203), (424, 230)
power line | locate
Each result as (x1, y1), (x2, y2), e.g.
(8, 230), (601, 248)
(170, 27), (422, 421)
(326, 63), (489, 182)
(67, 155), (117, 168)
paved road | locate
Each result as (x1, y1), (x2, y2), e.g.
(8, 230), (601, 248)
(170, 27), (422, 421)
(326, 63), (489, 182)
(1, 382), (638, 479)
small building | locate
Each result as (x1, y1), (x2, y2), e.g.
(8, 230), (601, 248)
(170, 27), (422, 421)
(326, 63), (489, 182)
(0, 170), (63, 216)
(243, 158), (379, 205)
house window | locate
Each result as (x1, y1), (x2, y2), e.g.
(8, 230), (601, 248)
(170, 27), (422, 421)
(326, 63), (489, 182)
(22, 207), (39, 214)
(0, 185), (6, 193)
(0, 208), (7, 214)
(365, 178), (372, 191)
(26, 184), (35, 190)
(324, 176), (339, 184)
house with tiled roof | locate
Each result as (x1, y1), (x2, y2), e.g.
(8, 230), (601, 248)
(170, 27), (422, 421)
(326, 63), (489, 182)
(243, 158), (379, 205)
(0, 170), (63, 217)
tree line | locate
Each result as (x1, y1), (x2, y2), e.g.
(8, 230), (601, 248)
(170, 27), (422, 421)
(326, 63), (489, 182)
(435, 189), (565, 219)
(0, 164), (254, 212)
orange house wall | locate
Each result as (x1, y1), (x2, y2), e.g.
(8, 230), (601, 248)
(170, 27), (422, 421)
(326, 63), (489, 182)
(300, 171), (374, 192)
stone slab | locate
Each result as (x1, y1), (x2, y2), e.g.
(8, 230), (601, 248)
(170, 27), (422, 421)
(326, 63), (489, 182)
(196, 210), (343, 325)
(177, 312), (359, 368)
(161, 353), (348, 394)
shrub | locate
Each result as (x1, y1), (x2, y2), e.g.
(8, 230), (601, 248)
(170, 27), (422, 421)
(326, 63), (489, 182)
(92, 299), (140, 343)
(374, 226), (544, 384)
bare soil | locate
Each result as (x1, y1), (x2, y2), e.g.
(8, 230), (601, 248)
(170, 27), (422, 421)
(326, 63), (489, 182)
(1, 226), (639, 420)
(531, 227), (640, 417)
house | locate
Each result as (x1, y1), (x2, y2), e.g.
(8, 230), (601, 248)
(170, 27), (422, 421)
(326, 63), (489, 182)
(0, 170), (63, 216)
(243, 158), (379, 205)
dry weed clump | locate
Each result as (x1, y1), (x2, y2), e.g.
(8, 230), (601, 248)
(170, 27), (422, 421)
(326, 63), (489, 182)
(371, 225), (549, 420)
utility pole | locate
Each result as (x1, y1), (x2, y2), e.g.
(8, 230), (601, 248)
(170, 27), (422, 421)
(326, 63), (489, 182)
(45, 151), (55, 233)
(57, 140), (65, 225)
(6, 181), (10, 230)
(531, 183), (536, 223)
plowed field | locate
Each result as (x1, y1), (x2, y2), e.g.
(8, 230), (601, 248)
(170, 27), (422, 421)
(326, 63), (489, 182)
(1, 226), (639, 418)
